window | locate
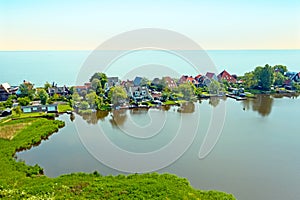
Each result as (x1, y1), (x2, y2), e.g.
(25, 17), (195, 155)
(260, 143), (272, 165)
(23, 108), (31, 113)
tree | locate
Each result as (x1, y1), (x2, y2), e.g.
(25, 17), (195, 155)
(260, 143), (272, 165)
(13, 106), (22, 116)
(140, 77), (150, 87)
(44, 82), (51, 91)
(273, 65), (287, 74)
(18, 97), (31, 106)
(91, 78), (104, 95)
(86, 91), (98, 108)
(38, 89), (49, 105)
(19, 81), (35, 100)
(79, 101), (89, 110)
(208, 80), (223, 94)
(273, 72), (287, 86)
(72, 91), (81, 102)
(178, 83), (194, 101)
(108, 86), (128, 106)
(242, 72), (256, 89)
(254, 64), (274, 90)
(89, 72), (107, 90)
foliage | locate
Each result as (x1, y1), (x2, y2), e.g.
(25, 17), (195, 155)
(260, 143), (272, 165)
(18, 82), (35, 100)
(272, 64), (287, 74)
(108, 86), (128, 106)
(12, 106), (22, 116)
(37, 89), (48, 105)
(17, 97), (31, 106)
(79, 101), (89, 110)
(177, 83), (194, 101)
(58, 104), (73, 113)
(89, 72), (107, 90)
(253, 64), (274, 90)
(44, 82), (51, 91)
(3, 95), (16, 108)
(273, 72), (287, 86)
(208, 80), (224, 94)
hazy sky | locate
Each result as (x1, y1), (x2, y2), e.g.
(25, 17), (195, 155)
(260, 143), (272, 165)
(1, 0), (300, 50)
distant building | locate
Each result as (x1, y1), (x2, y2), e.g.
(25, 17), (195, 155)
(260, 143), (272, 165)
(205, 72), (218, 81)
(47, 85), (70, 96)
(75, 83), (91, 93)
(133, 77), (143, 86)
(285, 72), (300, 82)
(105, 77), (120, 91)
(0, 83), (18, 101)
(178, 75), (188, 84)
(162, 76), (177, 88)
(127, 86), (151, 102)
(217, 70), (237, 83)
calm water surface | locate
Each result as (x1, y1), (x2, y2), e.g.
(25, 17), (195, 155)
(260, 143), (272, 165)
(17, 95), (300, 200)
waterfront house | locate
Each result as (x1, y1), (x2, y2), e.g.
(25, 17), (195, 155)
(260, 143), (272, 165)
(162, 76), (177, 89)
(127, 86), (152, 102)
(75, 83), (92, 93)
(217, 70), (237, 83)
(151, 78), (160, 86)
(285, 72), (300, 82)
(178, 75), (188, 84)
(133, 77), (143, 86)
(21, 104), (58, 113)
(47, 85), (70, 97)
(105, 77), (120, 91)
(205, 72), (218, 81)
(0, 83), (18, 101)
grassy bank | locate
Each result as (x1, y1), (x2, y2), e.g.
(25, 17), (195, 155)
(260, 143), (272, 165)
(0, 117), (236, 199)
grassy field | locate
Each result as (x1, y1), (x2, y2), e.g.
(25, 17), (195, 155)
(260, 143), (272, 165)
(0, 116), (236, 199)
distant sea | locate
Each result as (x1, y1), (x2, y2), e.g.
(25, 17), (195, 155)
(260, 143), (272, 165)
(1, 50), (299, 87)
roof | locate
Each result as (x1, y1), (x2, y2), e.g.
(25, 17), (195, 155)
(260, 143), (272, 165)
(0, 83), (11, 93)
(195, 74), (202, 79)
(205, 72), (216, 79)
(218, 70), (237, 83)
(133, 77), (143, 86)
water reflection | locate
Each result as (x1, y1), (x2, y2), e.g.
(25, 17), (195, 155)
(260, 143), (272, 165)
(178, 102), (195, 113)
(109, 109), (127, 127)
(242, 95), (273, 117)
(209, 96), (226, 107)
(80, 110), (109, 124)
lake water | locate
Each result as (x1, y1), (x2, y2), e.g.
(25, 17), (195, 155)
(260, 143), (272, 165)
(1, 50), (300, 86)
(17, 95), (300, 200)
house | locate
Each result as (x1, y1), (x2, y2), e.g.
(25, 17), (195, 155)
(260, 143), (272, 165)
(0, 83), (18, 101)
(47, 85), (70, 97)
(127, 86), (152, 102)
(285, 72), (300, 82)
(0, 108), (12, 117)
(21, 104), (58, 113)
(178, 75), (188, 84)
(195, 74), (202, 82)
(162, 76), (177, 88)
(217, 70), (237, 83)
(75, 83), (92, 93)
(133, 77), (143, 86)
(151, 78), (160, 86)
(105, 77), (120, 91)
(205, 72), (218, 81)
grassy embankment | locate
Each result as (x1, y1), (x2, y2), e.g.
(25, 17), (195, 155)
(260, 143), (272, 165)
(0, 115), (236, 199)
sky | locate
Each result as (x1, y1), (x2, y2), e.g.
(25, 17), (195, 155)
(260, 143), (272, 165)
(1, 0), (300, 50)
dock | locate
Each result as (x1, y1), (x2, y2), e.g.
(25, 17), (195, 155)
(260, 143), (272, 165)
(226, 94), (247, 101)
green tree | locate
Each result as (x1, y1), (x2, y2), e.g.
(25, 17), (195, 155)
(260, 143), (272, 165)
(19, 82), (35, 100)
(86, 91), (98, 108)
(18, 97), (31, 106)
(254, 64), (274, 90)
(13, 106), (22, 116)
(273, 72), (287, 86)
(79, 101), (89, 110)
(273, 65), (287, 74)
(108, 86), (128, 106)
(208, 80), (223, 94)
(44, 82), (51, 91)
(72, 91), (81, 102)
(178, 83), (194, 101)
(242, 72), (256, 89)
(38, 89), (49, 105)
(141, 77), (150, 87)
(89, 72), (107, 89)
(91, 78), (104, 95)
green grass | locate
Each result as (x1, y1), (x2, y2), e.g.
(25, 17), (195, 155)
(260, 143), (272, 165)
(58, 104), (73, 113)
(0, 117), (236, 199)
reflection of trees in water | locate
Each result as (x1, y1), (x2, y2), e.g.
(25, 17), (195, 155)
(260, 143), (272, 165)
(209, 96), (226, 107)
(70, 113), (75, 122)
(162, 105), (171, 111)
(252, 95), (273, 117)
(178, 102), (195, 113)
(130, 108), (149, 115)
(80, 110), (109, 124)
(243, 95), (273, 117)
(109, 109), (127, 127)
(273, 93), (299, 99)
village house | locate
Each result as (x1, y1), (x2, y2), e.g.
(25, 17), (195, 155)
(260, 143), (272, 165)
(162, 76), (177, 89)
(285, 72), (300, 82)
(105, 77), (120, 91)
(205, 72), (218, 81)
(178, 75), (188, 84)
(47, 85), (70, 97)
(0, 83), (18, 101)
(127, 86), (152, 102)
(133, 77), (143, 86)
(75, 82), (92, 93)
(217, 70), (237, 83)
